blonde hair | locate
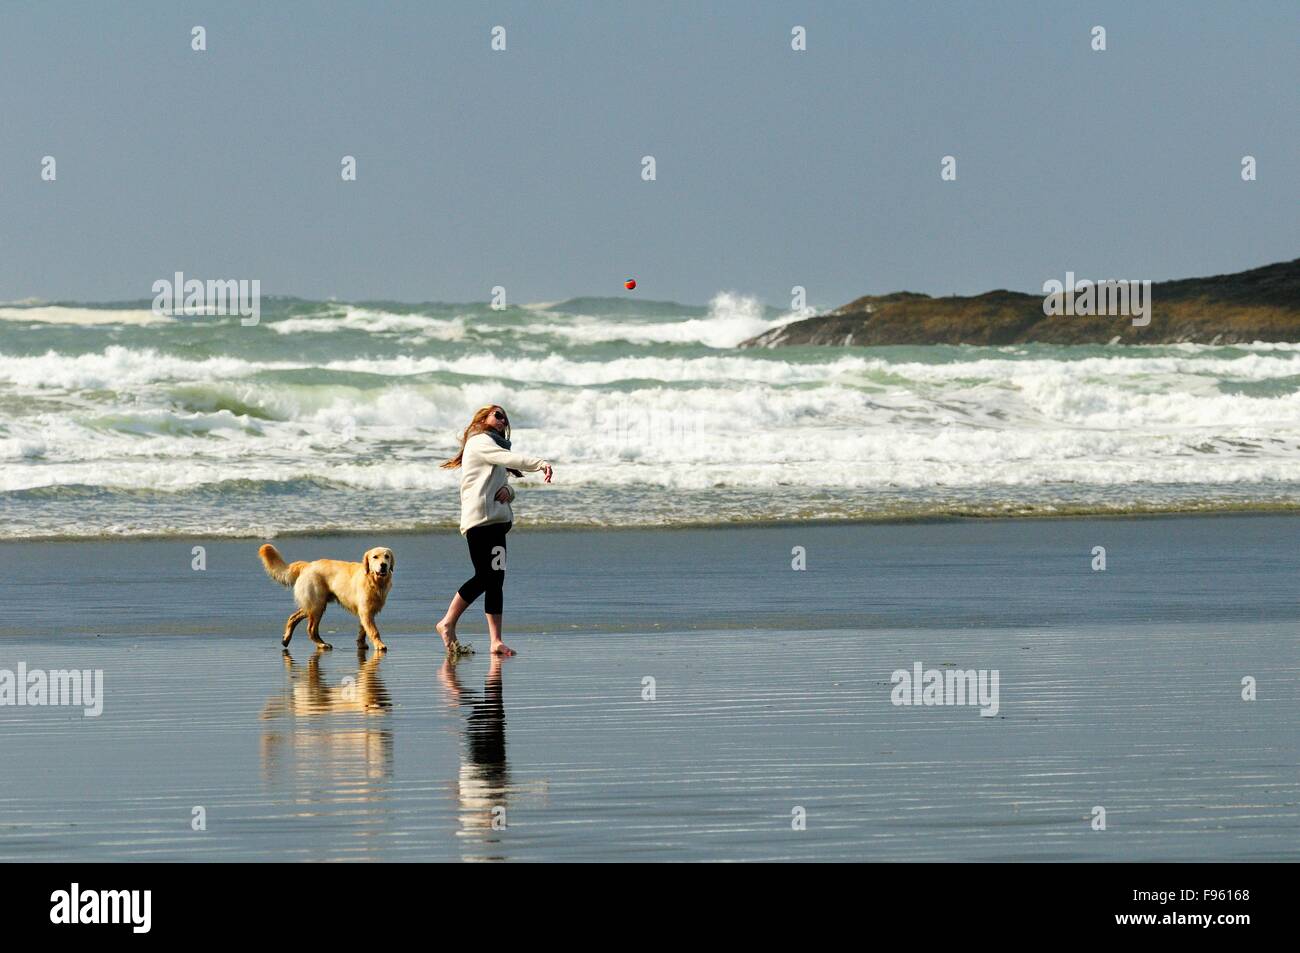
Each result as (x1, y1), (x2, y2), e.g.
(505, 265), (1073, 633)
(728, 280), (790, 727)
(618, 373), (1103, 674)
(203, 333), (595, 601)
(441, 405), (510, 469)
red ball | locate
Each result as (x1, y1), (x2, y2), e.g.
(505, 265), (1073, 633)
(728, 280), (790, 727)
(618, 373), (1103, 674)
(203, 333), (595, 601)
(624, 278), (637, 290)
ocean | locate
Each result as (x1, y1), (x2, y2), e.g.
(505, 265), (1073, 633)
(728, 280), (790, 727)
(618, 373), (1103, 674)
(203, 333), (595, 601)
(3, 293), (1300, 540)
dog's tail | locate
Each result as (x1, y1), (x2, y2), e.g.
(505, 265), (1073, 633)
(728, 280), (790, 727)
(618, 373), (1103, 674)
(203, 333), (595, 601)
(259, 544), (305, 588)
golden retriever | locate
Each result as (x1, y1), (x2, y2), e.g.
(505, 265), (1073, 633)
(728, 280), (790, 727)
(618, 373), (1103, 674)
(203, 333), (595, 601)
(258, 544), (395, 652)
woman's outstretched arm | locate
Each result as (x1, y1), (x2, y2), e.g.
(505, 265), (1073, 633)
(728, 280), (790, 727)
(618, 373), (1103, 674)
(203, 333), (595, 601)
(468, 432), (550, 472)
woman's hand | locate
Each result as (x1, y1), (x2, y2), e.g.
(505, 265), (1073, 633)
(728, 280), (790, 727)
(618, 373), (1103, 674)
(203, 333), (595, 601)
(495, 487), (512, 503)
(542, 465), (554, 483)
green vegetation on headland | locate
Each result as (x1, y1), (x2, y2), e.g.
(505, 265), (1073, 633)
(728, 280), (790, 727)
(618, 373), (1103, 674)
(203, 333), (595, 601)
(742, 258), (1300, 347)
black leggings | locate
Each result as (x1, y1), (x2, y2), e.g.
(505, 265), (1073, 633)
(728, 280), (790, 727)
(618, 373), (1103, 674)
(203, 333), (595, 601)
(458, 522), (511, 615)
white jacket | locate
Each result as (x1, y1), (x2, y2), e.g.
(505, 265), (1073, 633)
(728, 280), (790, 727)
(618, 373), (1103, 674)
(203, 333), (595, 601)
(457, 431), (550, 534)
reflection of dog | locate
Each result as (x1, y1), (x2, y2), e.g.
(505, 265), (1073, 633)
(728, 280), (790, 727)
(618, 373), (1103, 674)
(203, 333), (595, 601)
(258, 544), (394, 652)
(260, 650), (392, 718)
(259, 651), (394, 797)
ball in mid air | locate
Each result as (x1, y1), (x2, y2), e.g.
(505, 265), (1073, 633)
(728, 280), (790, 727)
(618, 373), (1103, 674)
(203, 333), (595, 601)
(624, 278), (637, 290)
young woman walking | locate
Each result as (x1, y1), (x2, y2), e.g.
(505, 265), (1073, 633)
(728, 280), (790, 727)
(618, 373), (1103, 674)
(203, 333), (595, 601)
(436, 405), (552, 656)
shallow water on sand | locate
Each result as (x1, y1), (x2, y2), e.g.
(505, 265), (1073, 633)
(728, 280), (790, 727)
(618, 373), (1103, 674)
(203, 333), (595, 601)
(0, 518), (1297, 861)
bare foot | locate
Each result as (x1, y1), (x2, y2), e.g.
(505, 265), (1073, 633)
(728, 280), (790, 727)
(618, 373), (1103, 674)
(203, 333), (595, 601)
(436, 619), (458, 651)
(491, 641), (516, 657)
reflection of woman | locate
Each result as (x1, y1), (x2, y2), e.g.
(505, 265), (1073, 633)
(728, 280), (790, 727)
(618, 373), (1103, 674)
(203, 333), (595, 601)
(439, 655), (509, 846)
(466, 659), (506, 768)
(436, 405), (553, 657)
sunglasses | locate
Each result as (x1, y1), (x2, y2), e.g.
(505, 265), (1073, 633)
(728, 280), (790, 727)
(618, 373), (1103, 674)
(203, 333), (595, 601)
(492, 410), (507, 422)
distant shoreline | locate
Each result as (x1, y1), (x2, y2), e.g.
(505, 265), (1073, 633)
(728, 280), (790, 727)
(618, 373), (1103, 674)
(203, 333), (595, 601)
(743, 257), (1300, 348)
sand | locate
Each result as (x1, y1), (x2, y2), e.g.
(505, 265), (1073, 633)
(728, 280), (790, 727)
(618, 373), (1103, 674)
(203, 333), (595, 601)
(0, 516), (1296, 861)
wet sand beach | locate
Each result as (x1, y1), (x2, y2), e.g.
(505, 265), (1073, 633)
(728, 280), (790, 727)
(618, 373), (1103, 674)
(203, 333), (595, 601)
(0, 516), (1296, 861)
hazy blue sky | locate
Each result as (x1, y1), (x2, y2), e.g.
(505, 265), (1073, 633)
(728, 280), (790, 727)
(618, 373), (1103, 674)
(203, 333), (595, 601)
(1, 0), (1295, 307)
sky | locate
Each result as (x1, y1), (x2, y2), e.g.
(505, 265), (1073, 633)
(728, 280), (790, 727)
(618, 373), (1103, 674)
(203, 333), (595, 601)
(0, 0), (1295, 308)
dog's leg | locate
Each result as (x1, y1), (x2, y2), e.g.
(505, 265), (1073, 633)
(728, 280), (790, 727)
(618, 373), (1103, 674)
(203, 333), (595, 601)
(360, 611), (387, 653)
(282, 608), (307, 647)
(356, 624), (368, 650)
(307, 609), (332, 651)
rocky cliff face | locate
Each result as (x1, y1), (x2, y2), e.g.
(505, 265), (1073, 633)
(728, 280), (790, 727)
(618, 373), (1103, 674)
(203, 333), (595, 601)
(743, 259), (1300, 347)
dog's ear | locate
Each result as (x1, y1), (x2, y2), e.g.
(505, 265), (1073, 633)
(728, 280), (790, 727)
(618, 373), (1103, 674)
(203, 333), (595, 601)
(388, 550), (395, 572)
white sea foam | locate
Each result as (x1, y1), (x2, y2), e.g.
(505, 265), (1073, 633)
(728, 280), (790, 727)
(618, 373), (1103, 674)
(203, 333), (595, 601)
(262, 293), (799, 349)
(0, 346), (298, 391)
(0, 306), (172, 326)
(524, 292), (803, 348)
(268, 307), (471, 339)
(10, 341), (1300, 394)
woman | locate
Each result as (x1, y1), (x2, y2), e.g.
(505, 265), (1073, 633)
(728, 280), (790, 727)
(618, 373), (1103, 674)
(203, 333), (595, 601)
(436, 405), (552, 656)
